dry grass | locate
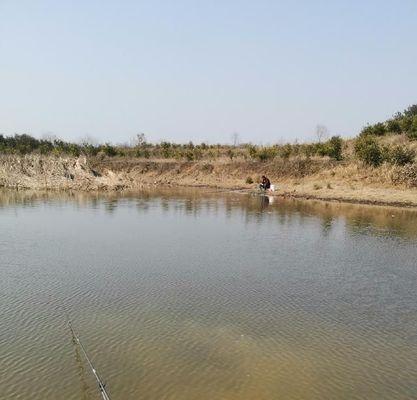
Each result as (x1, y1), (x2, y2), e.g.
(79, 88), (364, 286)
(2, 153), (417, 207)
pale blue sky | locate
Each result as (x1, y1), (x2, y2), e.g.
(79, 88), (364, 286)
(1, 1), (416, 144)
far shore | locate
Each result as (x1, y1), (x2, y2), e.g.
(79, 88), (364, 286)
(1, 154), (417, 209)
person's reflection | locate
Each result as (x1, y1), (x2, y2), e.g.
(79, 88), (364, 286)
(260, 195), (270, 210)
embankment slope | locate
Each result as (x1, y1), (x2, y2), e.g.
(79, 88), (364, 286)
(1, 155), (417, 207)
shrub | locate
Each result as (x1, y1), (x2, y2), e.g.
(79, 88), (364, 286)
(67, 144), (81, 157)
(256, 146), (277, 161)
(403, 104), (417, 118)
(279, 144), (292, 159)
(387, 146), (415, 166)
(386, 119), (402, 134)
(400, 116), (413, 133)
(316, 142), (328, 157)
(246, 176), (253, 184)
(247, 145), (258, 159)
(160, 141), (173, 158)
(407, 116), (417, 140)
(302, 144), (315, 158)
(185, 150), (194, 161)
(39, 141), (54, 155)
(354, 135), (382, 166)
(81, 143), (99, 156)
(102, 143), (117, 157)
(327, 136), (343, 160)
(135, 148), (150, 158)
(360, 123), (386, 136)
(360, 125), (374, 136)
(11, 134), (40, 154)
(314, 136), (343, 160)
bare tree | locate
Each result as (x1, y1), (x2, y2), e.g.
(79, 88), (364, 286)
(79, 135), (99, 146)
(41, 132), (59, 142)
(131, 133), (147, 147)
(315, 124), (329, 143)
(231, 132), (240, 147)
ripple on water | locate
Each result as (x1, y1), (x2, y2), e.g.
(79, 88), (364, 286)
(1, 190), (417, 400)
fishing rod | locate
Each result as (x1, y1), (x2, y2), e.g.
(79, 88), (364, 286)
(68, 320), (112, 400)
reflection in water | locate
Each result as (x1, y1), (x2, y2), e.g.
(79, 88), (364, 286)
(1, 188), (417, 400)
(1, 188), (417, 239)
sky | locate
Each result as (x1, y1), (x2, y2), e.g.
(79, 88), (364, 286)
(1, 0), (416, 144)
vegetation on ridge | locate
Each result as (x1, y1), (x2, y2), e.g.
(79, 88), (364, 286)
(0, 104), (416, 170)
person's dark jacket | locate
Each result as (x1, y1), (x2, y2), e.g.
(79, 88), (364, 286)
(261, 177), (271, 189)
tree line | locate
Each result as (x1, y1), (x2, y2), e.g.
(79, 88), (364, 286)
(1, 104), (416, 167)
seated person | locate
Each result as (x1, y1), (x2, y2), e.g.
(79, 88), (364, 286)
(259, 175), (271, 190)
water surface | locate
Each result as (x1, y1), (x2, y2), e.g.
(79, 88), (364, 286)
(1, 189), (417, 399)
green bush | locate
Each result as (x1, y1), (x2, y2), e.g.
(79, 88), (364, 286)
(400, 116), (413, 133)
(327, 136), (343, 160)
(39, 141), (54, 155)
(256, 146), (277, 161)
(160, 141), (173, 158)
(316, 142), (328, 157)
(81, 143), (99, 156)
(142, 149), (151, 158)
(11, 134), (40, 154)
(185, 150), (195, 161)
(387, 146), (415, 166)
(101, 143), (117, 157)
(386, 119), (402, 134)
(246, 176), (253, 184)
(314, 136), (343, 160)
(407, 116), (417, 140)
(356, 104), (417, 138)
(247, 145), (258, 159)
(354, 135), (382, 166)
(67, 144), (81, 157)
(302, 144), (315, 158)
(403, 104), (417, 118)
(360, 122), (386, 137)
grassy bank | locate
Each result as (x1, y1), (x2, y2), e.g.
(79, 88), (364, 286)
(2, 152), (417, 207)
(1, 105), (417, 207)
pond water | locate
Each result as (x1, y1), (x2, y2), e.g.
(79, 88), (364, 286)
(1, 189), (417, 400)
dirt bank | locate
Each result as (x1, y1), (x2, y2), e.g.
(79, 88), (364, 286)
(1, 154), (417, 208)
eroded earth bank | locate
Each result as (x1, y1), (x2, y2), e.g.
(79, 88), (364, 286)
(2, 154), (417, 207)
